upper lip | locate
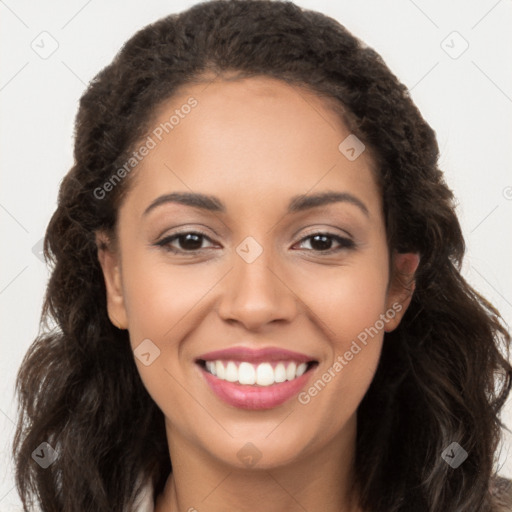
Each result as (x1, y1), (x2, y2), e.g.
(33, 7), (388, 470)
(196, 347), (316, 364)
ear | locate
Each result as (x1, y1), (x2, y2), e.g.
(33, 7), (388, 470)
(95, 231), (128, 330)
(384, 251), (420, 332)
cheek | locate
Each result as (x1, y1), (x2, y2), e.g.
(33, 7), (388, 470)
(300, 254), (389, 345)
(117, 244), (209, 367)
(293, 254), (389, 416)
(119, 253), (215, 412)
(121, 253), (216, 342)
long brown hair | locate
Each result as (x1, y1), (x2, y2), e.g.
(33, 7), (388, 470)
(13, 1), (512, 510)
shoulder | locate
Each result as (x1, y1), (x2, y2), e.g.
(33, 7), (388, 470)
(490, 476), (512, 512)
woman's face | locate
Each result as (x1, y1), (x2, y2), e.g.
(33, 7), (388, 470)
(97, 76), (417, 470)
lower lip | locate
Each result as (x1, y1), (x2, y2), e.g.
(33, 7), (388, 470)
(199, 363), (316, 410)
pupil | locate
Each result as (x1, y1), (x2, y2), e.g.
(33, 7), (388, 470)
(180, 233), (202, 250)
(311, 234), (331, 251)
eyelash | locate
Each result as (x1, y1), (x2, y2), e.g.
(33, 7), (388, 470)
(154, 230), (356, 255)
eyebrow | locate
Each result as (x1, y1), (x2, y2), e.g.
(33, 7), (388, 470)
(142, 190), (369, 217)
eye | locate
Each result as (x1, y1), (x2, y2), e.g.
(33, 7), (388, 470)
(154, 230), (355, 255)
(155, 231), (215, 253)
(294, 232), (355, 254)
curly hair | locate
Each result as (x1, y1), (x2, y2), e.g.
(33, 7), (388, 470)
(12, 1), (512, 511)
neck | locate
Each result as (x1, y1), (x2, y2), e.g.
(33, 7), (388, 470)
(155, 415), (362, 512)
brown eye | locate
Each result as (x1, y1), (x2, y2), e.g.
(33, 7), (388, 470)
(155, 231), (215, 253)
(295, 233), (355, 253)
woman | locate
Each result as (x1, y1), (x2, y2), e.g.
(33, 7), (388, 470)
(12, 0), (512, 511)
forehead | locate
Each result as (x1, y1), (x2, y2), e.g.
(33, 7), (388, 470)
(120, 75), (381, 219)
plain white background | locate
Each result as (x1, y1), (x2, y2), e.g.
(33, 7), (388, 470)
(1, 0), (511, 509)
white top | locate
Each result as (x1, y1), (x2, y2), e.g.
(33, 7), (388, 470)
(131, 477), (155, 512)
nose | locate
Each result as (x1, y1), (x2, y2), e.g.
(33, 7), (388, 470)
(216, 241), (298, 331)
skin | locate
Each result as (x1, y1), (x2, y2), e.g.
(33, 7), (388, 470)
(96, 75), (419, 512)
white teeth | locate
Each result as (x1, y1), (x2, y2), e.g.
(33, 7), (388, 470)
(296, 362), (307, 377)
(286, 362), (296, 381)
(274, 363), (287, 383)
(205, 361), (216, 376)
(256, 363), (274, 386)
(216, 360), (225, 380)
(204, 360), (311, 385)
(238, 362), (256, 385)
(225, 361), (238, 382)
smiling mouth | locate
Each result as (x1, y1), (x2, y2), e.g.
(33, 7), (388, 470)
(196, 359), (318, 387)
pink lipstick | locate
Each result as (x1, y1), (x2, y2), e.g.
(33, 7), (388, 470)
(196, 347), (318, 410)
